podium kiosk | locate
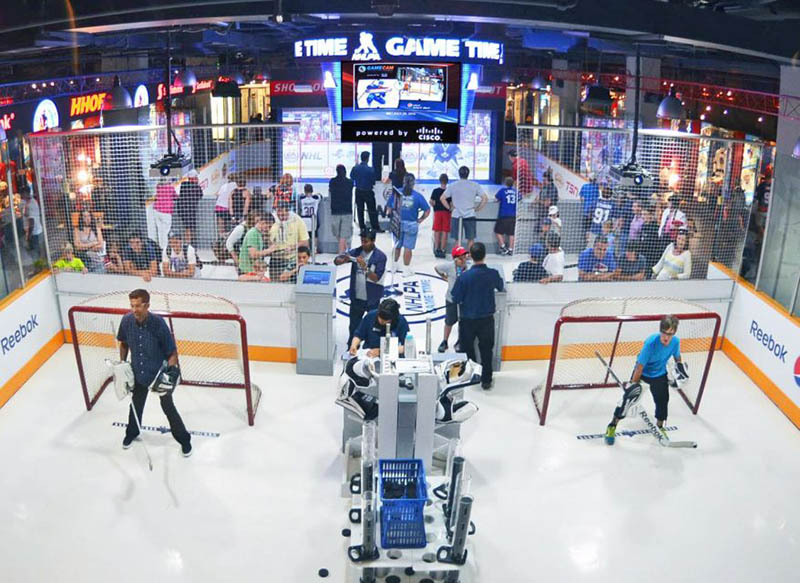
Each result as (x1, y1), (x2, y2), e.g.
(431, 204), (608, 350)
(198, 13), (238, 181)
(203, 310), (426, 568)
(295, 264), (337, 375)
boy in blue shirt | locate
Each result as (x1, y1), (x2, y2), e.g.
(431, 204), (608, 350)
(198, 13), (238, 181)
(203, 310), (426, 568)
(605, 315), (689, 445)
(577, 235), (617, 281)
(494, 177), (517, 255)
(386, 174), (430, 275)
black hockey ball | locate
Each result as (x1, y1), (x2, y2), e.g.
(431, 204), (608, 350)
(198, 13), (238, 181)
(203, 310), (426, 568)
(341, 528), (351, 537)
(318, 568), (329, 578)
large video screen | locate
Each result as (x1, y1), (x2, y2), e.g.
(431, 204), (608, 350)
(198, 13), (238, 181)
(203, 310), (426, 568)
(341, 62), (461, 143)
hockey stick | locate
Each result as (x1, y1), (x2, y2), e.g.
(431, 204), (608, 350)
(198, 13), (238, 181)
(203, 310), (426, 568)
(594, 351), (697, 449)
(111, 321), (154, 470)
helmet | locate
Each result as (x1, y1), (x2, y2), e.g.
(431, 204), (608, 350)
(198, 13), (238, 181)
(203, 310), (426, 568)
(451, 246), (468, 258)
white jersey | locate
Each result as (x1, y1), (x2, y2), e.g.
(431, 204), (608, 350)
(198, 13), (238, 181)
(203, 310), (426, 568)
(298, 194), (321, 231)
(162, 243), (197, 275)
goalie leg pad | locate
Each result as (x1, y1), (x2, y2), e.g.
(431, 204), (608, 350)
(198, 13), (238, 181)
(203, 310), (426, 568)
(613, 382), (643, 420)
(344, 356), (377, 388)
(436, 395), (479, 425)
(107, 359), (135, 401)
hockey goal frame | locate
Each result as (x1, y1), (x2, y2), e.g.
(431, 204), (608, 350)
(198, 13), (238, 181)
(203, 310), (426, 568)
(68, 303), (260, 426)
(532, 305), (721, 426)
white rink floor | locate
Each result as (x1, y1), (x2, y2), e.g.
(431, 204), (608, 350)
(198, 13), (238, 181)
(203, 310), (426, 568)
(2, 214), (800, 582)
(1, 346), (799, 582)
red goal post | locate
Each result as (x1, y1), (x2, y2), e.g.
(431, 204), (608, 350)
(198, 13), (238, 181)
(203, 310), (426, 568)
(531, 297), (721, 426)
(68, 292), (261, 426)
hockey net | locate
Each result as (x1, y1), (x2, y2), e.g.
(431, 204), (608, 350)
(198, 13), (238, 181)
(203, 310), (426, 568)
(68, 291), (260, 425)
(532, 297), (721, 425)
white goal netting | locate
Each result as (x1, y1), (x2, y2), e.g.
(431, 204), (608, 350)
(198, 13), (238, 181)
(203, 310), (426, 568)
(532, 297), (721, 425)
(69, 291), (260, 425)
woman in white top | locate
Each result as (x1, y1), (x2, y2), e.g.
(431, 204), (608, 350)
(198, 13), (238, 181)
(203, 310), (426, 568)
(653, 228), (692, 280)
(215, 165), (238, 235)
(73, 210), (106, 272)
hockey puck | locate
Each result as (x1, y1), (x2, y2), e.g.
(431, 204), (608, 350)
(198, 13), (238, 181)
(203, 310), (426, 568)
(341, 528), (351, 537)
(405, 567), (415, 576)
(318, 568), (329, 578)
(386, 576), (401, 583)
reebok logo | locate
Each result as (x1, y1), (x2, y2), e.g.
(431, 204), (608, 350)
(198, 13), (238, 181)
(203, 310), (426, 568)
(749, 320), (788, 363)
(1, 314), (39, 355)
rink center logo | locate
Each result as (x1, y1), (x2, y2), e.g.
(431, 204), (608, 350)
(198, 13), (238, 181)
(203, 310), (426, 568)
(336, 272), (448, 325)
(1, 314), (39, 355)
(794, 356), (800, 389)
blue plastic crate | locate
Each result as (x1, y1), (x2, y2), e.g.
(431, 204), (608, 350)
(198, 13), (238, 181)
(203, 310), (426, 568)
(378, 458), (428, 549)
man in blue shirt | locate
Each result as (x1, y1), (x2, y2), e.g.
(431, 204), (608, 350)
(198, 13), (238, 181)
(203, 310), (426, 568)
(386, 174), (430, 274)
(117, 289), (191, 456)
(578, 176), (600, 247)
(494, 177), (517, 255)
(349, 298), (409, 357)
(605, 315), (689, 445)
(578, 235), (617, 281)
(334, 230), (387, 345)
(451, 242), (504, 389)
(350, 151), (382, 233)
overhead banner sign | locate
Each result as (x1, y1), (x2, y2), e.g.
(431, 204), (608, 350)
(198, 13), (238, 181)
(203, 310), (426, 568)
(69, 92), (109, 117)
(294, 32), (504, 64)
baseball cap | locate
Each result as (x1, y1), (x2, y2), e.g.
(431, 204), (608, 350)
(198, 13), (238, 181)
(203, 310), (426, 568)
(186, 169), (198, 179)
(451, 245), (468, 258)
(529, 243), (546, 260)
(548, 205), (558, 216)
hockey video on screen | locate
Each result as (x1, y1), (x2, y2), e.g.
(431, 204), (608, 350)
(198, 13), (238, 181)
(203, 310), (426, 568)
(341, 62), (461, 143)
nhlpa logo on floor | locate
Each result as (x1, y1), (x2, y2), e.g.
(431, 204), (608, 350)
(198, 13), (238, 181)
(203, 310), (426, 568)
(336, 272), (447, 325)
(1, 314), (39, 355)
(577, 426), (678, 441)
(794, 356), (800, 389)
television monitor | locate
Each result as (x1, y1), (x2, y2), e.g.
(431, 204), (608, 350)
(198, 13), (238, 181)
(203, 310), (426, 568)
(302, 270), (332, 286)
(341, 62), (461, 143)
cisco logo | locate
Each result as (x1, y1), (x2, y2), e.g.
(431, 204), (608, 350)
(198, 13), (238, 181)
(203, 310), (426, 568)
(1, 314), (40, 355)
(749, 320), (788, 363)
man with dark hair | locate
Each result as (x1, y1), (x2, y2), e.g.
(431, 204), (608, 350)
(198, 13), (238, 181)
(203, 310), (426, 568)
(349, 298), (409, 357)
(578, 235), (616, 281)
(123, 232), (161, 282)
(329, 164), (354, 254)
(118, 288), (191, 457)
(605, 315), (688, 445)
(440, 165), (488, 249)
(334, 229), (387, 345)
(451, 242), (504, 389)
(508, 149), (533, 198)
(614, 241), (648, 281)
(351, 151), (381, 232)
(513, 244), (547, 283)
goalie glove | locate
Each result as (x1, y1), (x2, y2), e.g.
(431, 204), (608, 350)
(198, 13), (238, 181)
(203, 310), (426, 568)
(437, 359), (482, 390)
(675, 361), (689, 383)
(149, 361), (181, 395)
(106, 359), (134, 401)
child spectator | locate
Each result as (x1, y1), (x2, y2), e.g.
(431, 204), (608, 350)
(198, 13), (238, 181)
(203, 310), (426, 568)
(540, 232), (565, 284)
(53, 243), (87, 273)
(279, 245), (311, 283)
(513, 244), (548, 282)
(548, 205), (562, 235)
(614, 241), (648, 281)
(494, 177), (517, 255)
(578, 235), (616, 281)
(601, 220), (616, 257)
(653, 228), (692, 280)
(226, 211), (259, 266)
(434, 245), (470, 352)
(298, 184), (321, 251)
(430, 173), (451, 258)
(238, 213), (276, 277)
(162, 231), (198, 278)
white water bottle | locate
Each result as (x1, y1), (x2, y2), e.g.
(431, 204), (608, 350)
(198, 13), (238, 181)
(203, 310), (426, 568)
(405, 333), (417, 359)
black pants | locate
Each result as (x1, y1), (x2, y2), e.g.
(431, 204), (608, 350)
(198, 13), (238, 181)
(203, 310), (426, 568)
(127, 382), (190, 446)
(348, 298), (376, 346)
(458, 316), (495, 384)
(642, 374), (670, 422)
(355, 189), (380, 231)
